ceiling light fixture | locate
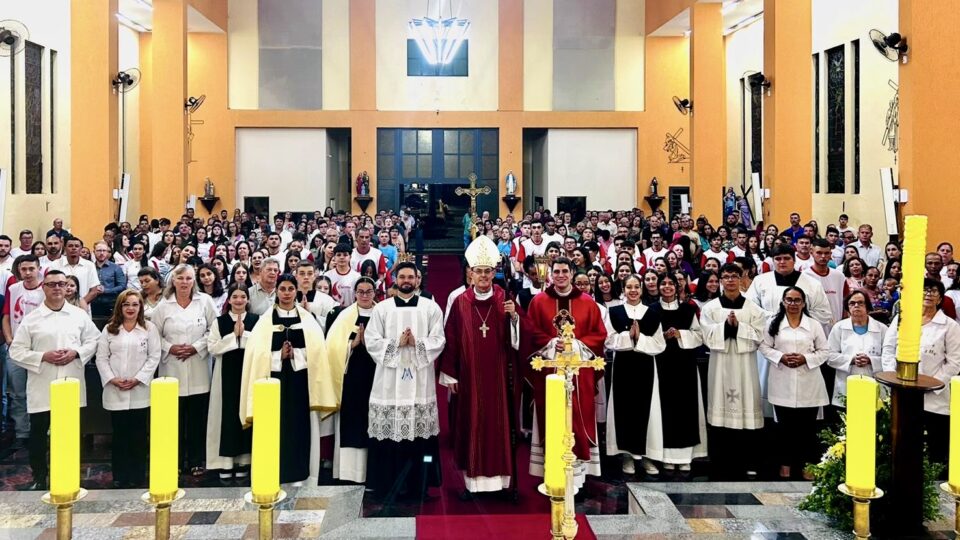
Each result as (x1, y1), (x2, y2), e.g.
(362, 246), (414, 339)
(408, 0), (471, 65)
(724, 11), (763, 35)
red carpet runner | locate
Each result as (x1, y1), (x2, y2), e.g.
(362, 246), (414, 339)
(416, 255), (596, 537)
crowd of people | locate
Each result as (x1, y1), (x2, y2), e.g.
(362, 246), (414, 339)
(0, 203), (957, 500)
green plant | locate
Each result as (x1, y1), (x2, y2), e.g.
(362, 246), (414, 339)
(798, 399), (943, 531)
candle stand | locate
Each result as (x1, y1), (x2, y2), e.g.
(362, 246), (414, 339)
(877, 366), (944, 535)
(42, 488), (87, 540)
(940, 483), (960, 535)
(141, 489), (185, 540)
(837, 484), (883, 539)
(531, 322), (605, 540)
(245, 489), (287, 540)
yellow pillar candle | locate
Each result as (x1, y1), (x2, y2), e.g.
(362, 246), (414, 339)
(149, 377), (179, 500)
(949, 377), (960, 490)
(252, 378), (281, 503)
(845, 375), (878, 496)
(897, 215), (928, 364)
(544, 374), (565, 493)
(50, 378), (80, 501)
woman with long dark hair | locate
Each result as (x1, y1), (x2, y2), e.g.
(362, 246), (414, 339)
(692, 270), (720, 309)
(641, 269), (660, 306)
(759, 286), (830, 479)
(594, 273), (621, 308)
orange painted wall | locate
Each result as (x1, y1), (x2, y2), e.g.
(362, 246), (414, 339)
(645, 0), (696, 35)
(762, 0), (812, 227)
(138, 33), (154, 217)
(187, 33), (234, 216)
(898, 0), (960, 249)
(639, 36), (691, 217)
(689, 3), (726, 223)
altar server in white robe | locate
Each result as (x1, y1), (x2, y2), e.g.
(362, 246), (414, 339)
(745, 244), (832, 417)
(96, 290), (161, 488)
(364, 261), (446, 499)
(9, 269), (100, 490)
(826, 290), (888, 408)
(151, 264), (218, 477)
(700, 263), (767, 477)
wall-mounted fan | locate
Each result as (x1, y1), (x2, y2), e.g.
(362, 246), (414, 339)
(185, 95), (206, 114)
(870, 29), (908, 63)
(112, 69), (141, 93)
(673, 96), (693, 115)
(0, 20), (29, 57)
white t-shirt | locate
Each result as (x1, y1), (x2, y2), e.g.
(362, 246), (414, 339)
(50, 258), (101, 297)
(3, 281), (46, 338)
(324, 268), (361, 307)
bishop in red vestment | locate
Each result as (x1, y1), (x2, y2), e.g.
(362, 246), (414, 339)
(525, 257), (607, 485)
(440, 236), (520, 495)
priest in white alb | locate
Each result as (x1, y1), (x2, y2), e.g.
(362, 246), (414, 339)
(364, 261), (446, 499)
(440, 236), (520, 498)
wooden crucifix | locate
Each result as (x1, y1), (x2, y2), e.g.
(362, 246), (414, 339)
(455, 172), (491, 239)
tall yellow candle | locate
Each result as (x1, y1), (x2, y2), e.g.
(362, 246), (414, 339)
(949, 377), (960, 490)
(149, 378), (179, 499)
(544, 374), (565, 493)
(897, 215), (928, 364)
(252, 378), (281, 503)
(50, 378), (80, 501)
(845, 375), (878, 496)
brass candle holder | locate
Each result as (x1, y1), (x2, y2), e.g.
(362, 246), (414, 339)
(940, 483), (960, 534)
(42, 488), (87, 540)
(141, 489), (185, 540)
(837, 484), (884, 539)
(245, 489), (287, 540)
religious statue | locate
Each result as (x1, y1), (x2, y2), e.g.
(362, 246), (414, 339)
(356, 172), (364, 196)
(505, 171), (517, 196)
(204, 177), (215, 198)
(355, 171), (371, 196)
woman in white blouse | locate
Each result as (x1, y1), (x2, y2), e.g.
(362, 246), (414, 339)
(759, 286), (830, 480)
(151, 264), (218, 478)
(882, 278), (960, 466)
(124, 241), (147, 291)
(827, 291), (888, 408)
(96, 290), (161, 488)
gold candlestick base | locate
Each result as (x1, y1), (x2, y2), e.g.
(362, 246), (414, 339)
(141, 489), (185, 540)
(245, 490), (287, 540)
(838, 484), (884, 539)
(42, 488), (88, 540)
(939, 482), (960, 534)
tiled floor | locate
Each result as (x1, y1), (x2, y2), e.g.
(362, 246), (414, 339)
(0, 481), (956, 538)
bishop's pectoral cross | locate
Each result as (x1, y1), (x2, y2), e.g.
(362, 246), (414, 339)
(479, 321), (490, 338)
(455, 172), (491, 239)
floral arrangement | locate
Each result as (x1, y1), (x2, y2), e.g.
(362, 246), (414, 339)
(798, 398), (943, 530)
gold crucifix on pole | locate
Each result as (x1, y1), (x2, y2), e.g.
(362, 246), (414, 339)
(455, 172), (491, 239)
(531, 322), (605, 540)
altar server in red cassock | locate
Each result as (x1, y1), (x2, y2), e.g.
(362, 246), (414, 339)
(525, 257), (608, 491)
(440, 236), (520, 497)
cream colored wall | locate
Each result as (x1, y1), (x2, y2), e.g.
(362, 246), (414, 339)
(615, 0), (645, 111)
(523, 0), (553, 111)
(376, 0), (499, 111)
(236, 128), (328, 213)
(0, 0), (71, 236)
(723, 18), (763, 194)
(545, 129), (638, 210)
(322, 0), (350, 110)
(119, 25), (142, 223)
(227, 0), (258, 109)
(811, 0), (898, 233)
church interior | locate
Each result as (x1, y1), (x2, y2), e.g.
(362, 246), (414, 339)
(2, 0), (960, 538)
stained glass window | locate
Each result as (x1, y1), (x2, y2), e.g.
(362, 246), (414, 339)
(813, 53), (820, 193)
(748, 73), (764, 177)
(853, 40), (861, 194)
(826, 45), (845, 194)
(25, 41), (43, 194)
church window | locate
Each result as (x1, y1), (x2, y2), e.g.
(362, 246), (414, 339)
(853, 39), (861, 195)
(826, 45), (845, 194)
(25, 41), (43, 194)
(813, 52), (820, 194)
(407, 39), (469, 77)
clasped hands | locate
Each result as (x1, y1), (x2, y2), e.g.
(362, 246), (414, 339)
(780, 352), (808, 368)
(399, 328), (416, 347)
(41, 349), (78, 366)
(109, 377), (140, 391)
(169, 344), (198, 360)
(851, 352), (871, 368)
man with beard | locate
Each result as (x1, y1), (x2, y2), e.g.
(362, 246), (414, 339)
(440, 236), (520, 498)
(525, 257), (607, 492)
(364, 262), (446, 499)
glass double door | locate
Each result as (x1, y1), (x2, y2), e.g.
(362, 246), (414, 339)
(377, 129), (500, 227)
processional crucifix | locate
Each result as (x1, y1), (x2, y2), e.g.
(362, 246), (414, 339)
(455, 172), (491, 239)
(531, 321), (605, 540)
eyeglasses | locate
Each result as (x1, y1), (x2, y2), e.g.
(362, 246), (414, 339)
(356, 289), (375, 296)
(43, 282), (66, 288)
(923, 288), (941, 296)
(783, 298), (804, 305)
(847, 300), (866, 307)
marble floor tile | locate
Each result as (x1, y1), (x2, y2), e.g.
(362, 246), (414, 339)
(686, 518), (724, 533)
(316, 516), (415, 538)
(213, 511), (258, 525)
(186, 512), (221, 525)
(678, 505), (737, 518)
(668, 493), (763, 506)
(277, 509), (325, 524)
(0, 514), (43, 528)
